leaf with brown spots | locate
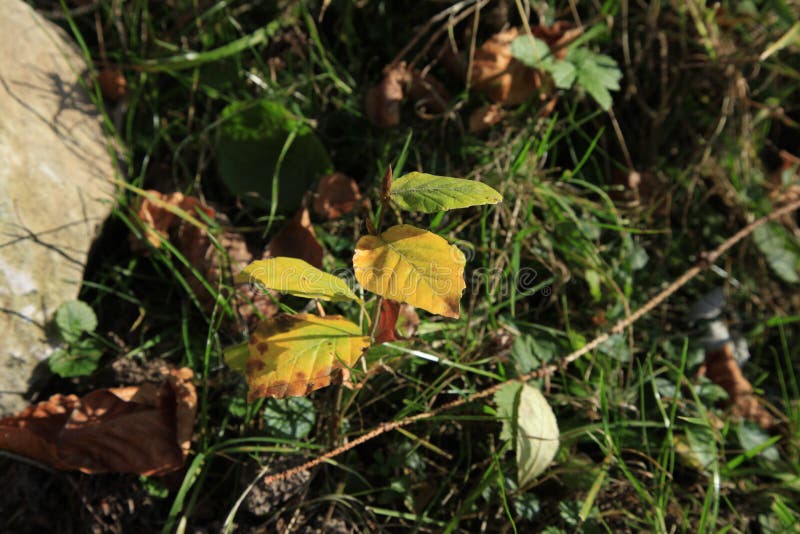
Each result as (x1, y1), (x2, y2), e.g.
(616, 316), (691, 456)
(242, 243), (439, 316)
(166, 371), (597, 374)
(0, 368), (196, 475)
(265, 206), (324, 269)
(226, 314), (370, 400)
(313, 173), (362, 219)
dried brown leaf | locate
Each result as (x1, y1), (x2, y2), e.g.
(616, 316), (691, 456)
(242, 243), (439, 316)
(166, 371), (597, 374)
(365, 62), (410, 128)
(313, 173), (362, 219)
(265, 206), (324, 269)
(97, 65), (127, 102)
(468, 104), (505, 133)
(471, 28), (546, 106)
(703, 344), (774, 429)
(0, 368), (197, 475)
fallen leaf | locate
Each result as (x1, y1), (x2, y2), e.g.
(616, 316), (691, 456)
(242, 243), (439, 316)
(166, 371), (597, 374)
(471, 28), (546, 105)
(130, 192), (278, 332)
(468, 104), (505, 133)
(0, 368), (196, 475)
(702, 344), (774, 429)
(365, 62), (410, 128)
(227, 314), (370, 400)
(408, 70), (450, 115)
(97, 64), (127, 102)
(265, 206), (324, 270)
(236, 257), (360, 302)
(130, 190), (215, 251)
(353, 224), (466, 318)
(313, 172), (362, 219)
(397, 303), (420, 337)
(365, 62), (449, 127)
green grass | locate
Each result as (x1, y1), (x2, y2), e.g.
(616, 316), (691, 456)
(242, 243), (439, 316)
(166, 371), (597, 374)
(2, 0), (800, 532)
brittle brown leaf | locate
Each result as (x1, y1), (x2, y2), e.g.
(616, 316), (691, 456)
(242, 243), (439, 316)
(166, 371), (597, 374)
(265, 206), (324, 269)
(313, 172), (362, 219)
(471, 28), (545, 106)
(703, 344), (774, 430)
(130, 191), (278, 332)
(0, 368), (197, 475)
(468, 104), (506, 133)
(97, 64), (127, 102)
(365, 62), (410, 128)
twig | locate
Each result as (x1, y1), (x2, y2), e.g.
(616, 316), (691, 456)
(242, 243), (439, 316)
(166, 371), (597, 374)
(252, 198), (800, 491)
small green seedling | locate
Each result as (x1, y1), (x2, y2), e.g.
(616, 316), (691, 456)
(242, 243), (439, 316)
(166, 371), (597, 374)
(49, 300), (104, 378)
(224, 168), (502, 400)
(510, 29), (622, 110)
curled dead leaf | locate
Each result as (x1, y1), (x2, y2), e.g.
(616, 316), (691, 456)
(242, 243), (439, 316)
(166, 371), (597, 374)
(130, 190), (215, 252)
(130, 191), (278, 332)
(0, 368), (197, 475)
(265, 206), (324, 269)
(97, 64), (127, 102)
(702, 344), (774, 430)
(313, 172), (362, 219)
(365, 62), (410, 128)
(365, 62), (449, 127)
(468, 104), (506, 133)
(471, 28), (546, 106)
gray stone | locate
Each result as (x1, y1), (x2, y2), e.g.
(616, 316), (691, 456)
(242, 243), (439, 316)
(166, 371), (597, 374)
(0, 0), (115, 415)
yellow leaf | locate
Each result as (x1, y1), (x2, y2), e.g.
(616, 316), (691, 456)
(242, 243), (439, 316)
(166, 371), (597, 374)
(235, 257), (360, 302)
(229, 314), (369, 400)
(352, 224), (466, 318)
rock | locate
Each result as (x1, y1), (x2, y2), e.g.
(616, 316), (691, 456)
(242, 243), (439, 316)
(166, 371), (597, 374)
(0, 1), (114, 415)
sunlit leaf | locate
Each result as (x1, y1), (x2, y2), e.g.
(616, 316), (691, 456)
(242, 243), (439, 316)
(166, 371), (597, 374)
(48, 341), (103, 378)
(55, 300), (97, 343)
(516, 384), (559, 487)
(236, 257), (359, 302)
(352, 224), (466, 317)
(228, 314), (369, 400)
(389, 172), (502, 213)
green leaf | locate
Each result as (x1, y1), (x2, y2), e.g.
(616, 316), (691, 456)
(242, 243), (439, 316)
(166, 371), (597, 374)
(753, 222), (799, 283)
(568, 48), (622, 111)
(262, 397), (316, 439)
(55, 300), (97, 343)
(549, 60), (577, 89)
(389, 172), (502, 213)
(516, 384), (559, 487)
(217, 99), (332, 212)
(585, 269), (601, 301)
(509, 35), (552, 68)
(48, 341), (103, 378)
(236, 257), (360, 302)
(494, 382), (523, 442)
(510, 335), (556, 375)
(736, 421), (780, 462)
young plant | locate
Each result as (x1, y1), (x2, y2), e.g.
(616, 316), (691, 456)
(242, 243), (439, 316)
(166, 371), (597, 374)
(48, 300), (104, 378)
(510, 29), (622, 110)
(224, 168), (502, 400)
